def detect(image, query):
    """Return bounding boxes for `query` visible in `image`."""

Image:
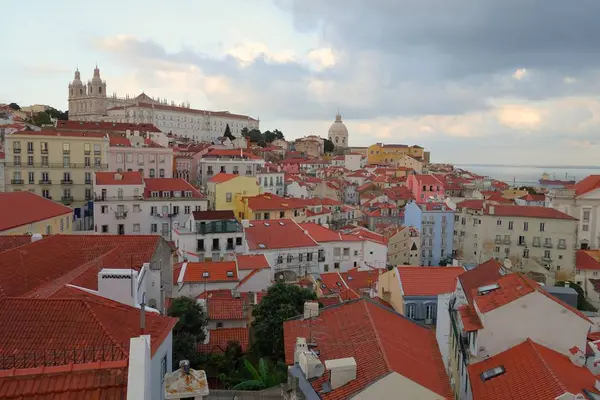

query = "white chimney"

[325,358,357,390]
[294,337,308,364]
[127,335,152,400]
[568,346,586,367]
[241,219,250,228]
[304,301,319,319]
[488,205,495,215]
[299,351,325,380]
[98,268,138,307]
[173,220,179,229]
[31,233,43,243]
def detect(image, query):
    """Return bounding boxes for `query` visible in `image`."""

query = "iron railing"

[4,162,108,169]
[0,345,127,369]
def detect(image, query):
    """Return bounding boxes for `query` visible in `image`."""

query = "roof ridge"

[362,299,394,373]
[526,339,568,394]
[82,301,129,355]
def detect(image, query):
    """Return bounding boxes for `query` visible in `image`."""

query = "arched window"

[405,303,416,319]
[99,86,102,94]
[79,88,83,95]
[335,137,339,143]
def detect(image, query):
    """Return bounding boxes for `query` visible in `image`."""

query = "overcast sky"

[3,0,600,165]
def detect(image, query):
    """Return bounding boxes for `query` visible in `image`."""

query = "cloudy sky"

[3,0,600,165]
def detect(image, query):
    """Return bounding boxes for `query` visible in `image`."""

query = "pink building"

[108,136,174,179]
[173,143,213,185]
[407,174,445,203]
[278,159,301,174]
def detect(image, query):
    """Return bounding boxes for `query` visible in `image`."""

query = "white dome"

[328,113,348,137]
[71,69,83,87]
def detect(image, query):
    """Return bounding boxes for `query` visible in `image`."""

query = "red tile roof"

[0,192,72,232]
[10,130,107,138]
[468,339,598,400]
[472,273,591,323]
[486,205,577,220]
[0,235,33,253]
[397,267,465,296]
[197,289,265,305]
[458,304,483,332]
[208,173,239,183]
[0,297,176,366]
[204,148,262,160]
[206,298,245,320]
[95,171,144,185]
[177,261,238,283]
[245,193,305,211]
[0,360,128,399]
[143,178,204,198]
[56,120,161,132]
[572,175,600,197]
[340,269,379,293]
[236,254,270,270]
[456,199,485,211]
[458,259,505,303]
[299,223,363,243]
[519,193,546,202]
[197,328,250,353]
[576,250,600,271]
[0,235,161,298]
[347,227,388,245]
[284,299,452,399]
[245,219,318,250]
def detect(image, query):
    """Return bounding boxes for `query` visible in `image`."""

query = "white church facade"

[68,67,259,142]
[328,112,349,149]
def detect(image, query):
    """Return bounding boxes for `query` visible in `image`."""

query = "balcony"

[84,150,91,155]
[115,211,128,219]
[532,241,541,247]
[10,179,24,185]
[27,149,33,154]
[13,148,21,154]
[61,179,73,185]
[94,151,101,156]
[4,162,108,169]
[212,246,220,251]
[557,243,567,250]
[226,244,235,250]
[517,240,527,247]
[543,255,552,262]
[494,238,502,244]
[41,149,48,154]
[85,180,92,185]
[60,196,74,203]
[39,180,52,185]
[197,247,205,252]
[63,150,70,155]
[504,239,511,245]
[95,195,144,202]
[543,242,553,248]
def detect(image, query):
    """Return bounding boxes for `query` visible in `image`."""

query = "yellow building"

[206,173,260,212]
[502,189,529,200]
[236,193,307,222]
[377,267,405,313]
[367,143,425,166]
[0,191,73,235]
[4,130,109,208]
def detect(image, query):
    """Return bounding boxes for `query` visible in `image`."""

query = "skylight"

[258,244,266,249]
[336,282,342,287]
[477,283,500,295]
[279,221,285,226]
[347,276,354,280]
[480,366,506,381]
[202,272,210,278]
[226,271,234,277]
[264,222,270,227]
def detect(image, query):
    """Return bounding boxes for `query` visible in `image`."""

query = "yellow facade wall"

[1,213,73,235]
[209,176,260,213]
[377,268,405,314]
[367,143,425,165]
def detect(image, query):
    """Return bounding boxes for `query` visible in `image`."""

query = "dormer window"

[480,366,505,381]
[185,191,192,198]
[202,272,209,278]
[162,191,170,198]
[151,191,159,198]
[226,271,234,277]
[174,191,182,198]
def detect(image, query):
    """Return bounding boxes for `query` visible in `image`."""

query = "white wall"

[318,241,364,273]
[151,331,173,400]
[286,182,311,199]
[236,268,271,292]
[362,241,388,269]
[207,320,247,330]
[175,280,238,298]
[475,291,591,360]
[436,293,453,372]
[353,371,446,400]
[344,154,361,171]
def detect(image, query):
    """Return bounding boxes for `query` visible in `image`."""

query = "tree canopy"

[250,283,316,360]
[241,128,285,147]
[30,112,52,126]
[168,296,209,341]
[323,138,335,153]
[233,358,287,391]
[8,103,20,111]
[223,124,235,141]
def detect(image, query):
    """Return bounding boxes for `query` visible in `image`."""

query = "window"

[324,264,329,272]
[84,143,91,154]
[173,205,180,215]
[496,219,501,226]
[150,206,157,215]
[277,255,283,264]
[159,168,165,177]
[159,155,165,163]
[41,155,48,167]
[42,189,50,199]
[63,143,70,154]
[540,222,545,232]
[583,224,589,232]
[280,211,285,218]
[161,356,167,383]
[494,246,500,253]
[307,252,313,261]
[287,254,293,263]
[138,154,144,164]
[226,192,232,202]
[544,250,551,260]
[95,157,101,167]
[63,156,70,168]
[151,224,158,233]
[508,221,513,230]
[523,248,529,258]
[150,168,156,178]
[126,153,133,162]
[236,237,242,246]
[13,155,21,166]
[117,153,123,163]
[425,304,435,321]
[117,188,124,200]
[518,236,525,246]
[28,172,34,184]
[523,222,529,231]
[184,206,191,214]
[41,142,48,153]
[101,205,108,214]
[60,219,64,232]
[558,239,566,248]
[405,304,416,319]
[583,210,591,223]
[133,224,140,232]
[133,204,141,213]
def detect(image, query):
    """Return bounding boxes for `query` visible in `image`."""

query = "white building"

[346,227,389,269]
[244,219,322,282]
[454,201,578,281]
[285,181,312,199]
[68,67,259,142]
[197,148,265,186]
[93,171,208,239]
[328,112,349,149]
[548,175,600,250]
[344,153,361,171]
[257,165,285,196]
[172,210,245,262]
[108,135,174,178]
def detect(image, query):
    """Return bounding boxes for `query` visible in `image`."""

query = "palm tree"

[232,358,285,390]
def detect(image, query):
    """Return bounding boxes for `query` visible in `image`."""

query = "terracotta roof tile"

[95,171,143,185]
[347,227,388,245]
[245,193,305,211]
[143,178,204,198]
[206,298,245,320]
[458,259,505,303]
[0,296,176,367]
[177,261,238,283]
[299,223,363,243]
[458,304,483,332]
[486,205,577,220]
[208,173,239,183]
[245,219,318,250]
[284,299,452,399]
[236,254,270,270]
[0,192,72,232]
[468,339,598,400]
[0,360,128,399]
[576,250,600,271]
[197,328,249,353]
[571,175,600,197]
[397,267,465,296]
[0,235,33,253]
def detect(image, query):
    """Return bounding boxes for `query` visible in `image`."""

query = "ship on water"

[538,172,575,190]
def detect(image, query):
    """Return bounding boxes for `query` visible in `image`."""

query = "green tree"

[517,186,539,195]
[232,358,287,390]
[251,283,316,360]
[555,281,597,312]
[8,103,20,111]
[223,124,235,141]
[30,111,52,126]
[246,129,264,143]
[273,129,284,140]
[47,107,68,121]
[172,331,198,368]
[240,127,249,137]
[323,138,334,153]
[263,130,276,143]
[168,296,209,341]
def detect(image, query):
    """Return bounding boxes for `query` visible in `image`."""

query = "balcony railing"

[13,148,21,154]
[85,180,92,185]
[543,242,553,248]
[61,196,74,203]
[532,241,541,247]
[4,162,108,169]
[10,179,24,185]
[61,179,73,185]
[84,150,91,155]
[212,245,220,251]
[95,195,144,202]
[27,149,33,154]
[197,247,205,252]
[517,240,527,246]
[504,239,511,244]
[115,211,128,219]
[494,238,502,244]
[557,243,567,250]
[38,179,52,185]
[63,150,70,155]
[94,151,101,156]
[226,244,235,250]
[543,255,552,261]
[41,149,48,154]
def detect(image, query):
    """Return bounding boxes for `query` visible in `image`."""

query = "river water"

[453,164,600,186]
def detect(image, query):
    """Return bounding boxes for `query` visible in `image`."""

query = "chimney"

[325,358,357,390]
[127,335,152,400]
[241,219,250,228]
[488,205,495,215]
[299,351,325,380]
[294,337,309,364]
[31,233,43,243]
[303,301,319,319]
[568,346,586,367]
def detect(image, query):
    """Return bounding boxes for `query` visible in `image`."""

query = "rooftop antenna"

[140,292,146,335]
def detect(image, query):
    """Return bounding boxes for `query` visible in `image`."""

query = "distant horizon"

[449,163,600,170]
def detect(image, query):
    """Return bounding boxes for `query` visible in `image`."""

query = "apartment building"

[256,165,285,196]
[197,149,264,186]
[453,200,578,282]
[0,191,73,234]
[108,135,173,178]
[206,173,260,212]
[4,130,109,210]
[404,201,455,266]
[386,225,421,266]
[236,193,307,222]
[93,171,207,239]
[548,175,600,249]
[172,210,245,262]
